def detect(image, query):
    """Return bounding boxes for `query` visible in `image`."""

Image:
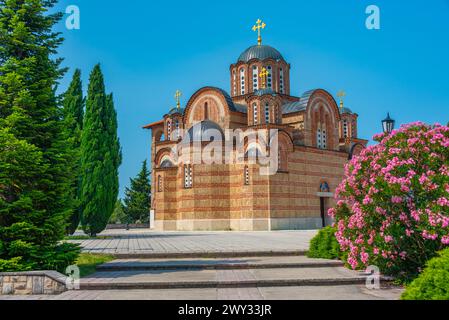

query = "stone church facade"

[144,38,367,231]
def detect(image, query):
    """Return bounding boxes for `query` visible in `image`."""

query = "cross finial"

[259,67,269,89]
[252,19,266,46]
[337,90,346,110]
[174,90,182,110]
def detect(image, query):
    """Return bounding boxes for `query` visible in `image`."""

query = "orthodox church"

[144,20,368,231]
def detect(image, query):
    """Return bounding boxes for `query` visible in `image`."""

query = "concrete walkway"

[1,285,403,300]
[70,230,317,254]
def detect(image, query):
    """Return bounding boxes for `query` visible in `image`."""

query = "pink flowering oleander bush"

[329,122,449,281]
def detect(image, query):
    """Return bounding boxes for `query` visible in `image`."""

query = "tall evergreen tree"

[80,64,121,236]
[0,0,79,271]
[123,160,151,224]
[63,69,84,235]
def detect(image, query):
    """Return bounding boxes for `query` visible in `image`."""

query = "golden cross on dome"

[174,90,182,110]
[337,90,346,109]
[259,67,269,89]
[252,19,266,46]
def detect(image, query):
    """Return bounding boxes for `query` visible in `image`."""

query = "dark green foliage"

[123,160,151,224]
[109,200,126,224]
[63,69,84,235]
[308,226,342,260]
[0,0,79,271]
[402,248,449,300]
[80,64,121,236]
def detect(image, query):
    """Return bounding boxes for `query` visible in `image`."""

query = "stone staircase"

[79,252,392,291]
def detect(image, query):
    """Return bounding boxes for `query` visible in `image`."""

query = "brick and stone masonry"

[143,42,368,231]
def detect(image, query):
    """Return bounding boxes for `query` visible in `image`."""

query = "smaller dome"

[254,88,276,96]
[168,107,185,115]
[238,45,284,63]
[341,107,353,115]
[186,120,224,142]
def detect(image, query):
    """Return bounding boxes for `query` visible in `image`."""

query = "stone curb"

[96,261,344,271]
[79,276,394,290]
[111,250,307,259]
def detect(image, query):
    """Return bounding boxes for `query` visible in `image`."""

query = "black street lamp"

[382,112,395,134]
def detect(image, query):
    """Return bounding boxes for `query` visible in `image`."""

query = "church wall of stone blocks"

[144,39,368,231]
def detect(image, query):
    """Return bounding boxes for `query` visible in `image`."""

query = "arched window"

[252,66,259,91]
[184,165,193,189]
[157,175,162,192]
[279,68,284,93]
[317,125,327,150]
[317,128,322,149]
[204,102,209,120]
[175,120,180,139]
[343,120,348,138]
[167,121,172,141]
[322,128,327,149]
[253,103,258,125]
[240,68,245,95]
[233,69,237,96]
[351,119,357,138]
[244,166,250,185]
[267,66,272,88]
[277,146,288,172]
[265,103,270,124]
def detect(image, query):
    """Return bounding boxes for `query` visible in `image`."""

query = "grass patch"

[76,253,115,277]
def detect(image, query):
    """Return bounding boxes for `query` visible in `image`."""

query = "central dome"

[238,45,284,63]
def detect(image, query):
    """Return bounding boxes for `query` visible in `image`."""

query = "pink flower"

[391,196,403,204]
[442,236,449,245]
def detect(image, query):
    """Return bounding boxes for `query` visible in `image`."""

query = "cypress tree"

[123,160,151,224]
[0,0,79,271]
[80,65,121,236]
[62,69,84,235]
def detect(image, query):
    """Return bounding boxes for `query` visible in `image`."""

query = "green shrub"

[401,248,449,300]
[308,226,342,260]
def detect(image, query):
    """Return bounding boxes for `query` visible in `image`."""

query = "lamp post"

[382,112,395,134]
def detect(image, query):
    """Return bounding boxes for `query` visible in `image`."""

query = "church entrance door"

[320,197,327,228]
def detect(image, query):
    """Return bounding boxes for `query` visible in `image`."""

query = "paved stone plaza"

[71,230,317,254]
[1,230,404,300]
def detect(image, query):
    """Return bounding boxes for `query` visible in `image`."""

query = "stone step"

[96,256,344,271]
[80,266,392,290]
[111,250,307,260]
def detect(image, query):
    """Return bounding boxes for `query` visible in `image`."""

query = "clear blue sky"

[53,0,449,198]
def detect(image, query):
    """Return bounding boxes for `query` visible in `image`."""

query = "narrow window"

[343,120,348,138]
[175,120,180,139]
[204,102,209,120]
[167,121,172,141]
[278,148,281,172]
[184,165,193,188]
[317,128,322,149]
[189,165,193,188]
[240,68,245,95]
[244,166,250,185]
[322,129,327,149]
[267,66,272,89]
[158,175,162,192]
[265,103,270,124]
[252,66,259,91]
[253,103,258,125]
[279,68,284,94]
[233,70,237,96]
